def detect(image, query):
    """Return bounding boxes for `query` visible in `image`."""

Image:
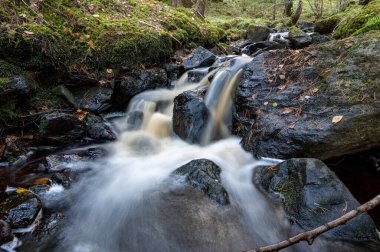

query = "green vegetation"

[0,0,224,74]
[333,0,380,38]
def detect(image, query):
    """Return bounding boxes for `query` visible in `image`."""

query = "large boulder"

[111,67,168,108]
[288,29,312,48]
[246,25,270,42]
[182,47,216,70]
[254,158,378,241]
[173,87,209,143]
[85,114,116,141]
[174,159,229,205]
[233,31,380,160]
[39,113,84,145]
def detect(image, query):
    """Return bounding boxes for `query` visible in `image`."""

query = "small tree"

[284,0,293,17]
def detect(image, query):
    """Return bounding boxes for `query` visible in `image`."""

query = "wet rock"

[234,32,380,160]
[0,193,42,229]
[310,33,333,45]
[51,172,71,188]
[111,68,168,108]
[182,47,216,70]
[187,68,209,83]
[254,158,378,241]
[39,113,84,145]
[298,22,314,32]
[174,159,229,205]
[173,87,209,143]
[46,154,82,172]
[164,63,180,83]
[85,115,116,141]
[243,41,288,56]
[0,220,13,244]
[288,30,312,48]
[246,25,270,42]
[0,76,31,99]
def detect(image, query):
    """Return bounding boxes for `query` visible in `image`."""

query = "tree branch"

[245,193,380,252]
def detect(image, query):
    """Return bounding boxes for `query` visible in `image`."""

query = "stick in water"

[245,193,380,252]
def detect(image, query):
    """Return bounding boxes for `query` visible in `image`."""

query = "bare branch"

[245,193,380,252]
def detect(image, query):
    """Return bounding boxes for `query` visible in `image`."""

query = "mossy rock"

[315,15,342,34]
[334,0,380,38]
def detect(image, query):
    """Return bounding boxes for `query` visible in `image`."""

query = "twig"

[245,193,380,252]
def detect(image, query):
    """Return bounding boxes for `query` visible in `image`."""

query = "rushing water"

[27,56,376,252]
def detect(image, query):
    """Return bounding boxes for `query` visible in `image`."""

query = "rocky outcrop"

[174,159,229,205]
[111,68,168,109]
[173,87,209,143]
[233,31,380,160]
[254,158,378,241]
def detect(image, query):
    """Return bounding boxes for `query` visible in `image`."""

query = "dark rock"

[310,33,333,45]
[173,87,209,143]
[70,86,113,113]
[246,25,270,42]
[111,68,168,108]
[182,47,216,70]
[298,22,314,32]
[164,63,180,82]
[0,220,13,244]
[0,76,31,102]
[243,41,288,56]
[254,158,378,241]
[29,184,51,198]
[85,114,116,141]
[51,172,71,188]
[0,192,42,229]
[39,113,84,145]
[288,30,312,48]
[233,33,380,160]
[174,159,229,205]
[315,16,341,35]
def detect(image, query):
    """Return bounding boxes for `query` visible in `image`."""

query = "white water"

[51,56,368,252]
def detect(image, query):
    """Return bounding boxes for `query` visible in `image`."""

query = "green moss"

[289,25,303,34]
[334,1,380,38]
[354,15,380,35]
[315,15,342,34]
[273,177,301,214]
[0,99,17,119]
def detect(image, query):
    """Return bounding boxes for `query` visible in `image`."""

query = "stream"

[8,55,378,252]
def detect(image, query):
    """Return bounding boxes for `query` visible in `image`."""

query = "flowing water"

[26,56,376,252]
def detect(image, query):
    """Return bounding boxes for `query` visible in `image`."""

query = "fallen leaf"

[106,68,113,74]
[16,188,29,194]
[277,85,286,90]
[73,33,81,39]
[288,123,296,129]
[312,88,319,93]
[282,108,293,114]
[279,64,284,69]
[88,39,95,49]
[92,14,100,18]
[272,102,278,108]
[50,12,57,17]
[263,101,269,106]
[24,30,34,35]
[76,109,89,121]
[279,75,286,80]
[41,105,49,110]
[34,178,49,185]
[67,9,74,16]
[332,115,343,124]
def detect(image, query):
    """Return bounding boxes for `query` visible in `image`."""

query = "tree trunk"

[291,0,302,25]
[194,0,207,19]
[284,0,293,17]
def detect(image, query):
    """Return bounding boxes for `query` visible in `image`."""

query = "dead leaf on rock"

[279,75,286,80]
[312,88,319,94]
[34,178,49,185]
[332,115,343,124]
[76,109,89,121]
[16,188,29,194]
[282,108,293,114]
[263,101,269,106]
[277,84,286,90]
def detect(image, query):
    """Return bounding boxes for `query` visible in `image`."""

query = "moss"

[0,99,17,119]
[273,177,301,214]
[334,1,380,38]
[315,15,342,34]
[289,25,303,34]
[0,0,224,74]
[354,15,380,35]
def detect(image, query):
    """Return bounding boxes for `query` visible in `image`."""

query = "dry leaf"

[279,75,286,80]
[16,188,29,194]
[332,115,343,124]
[88,40,95,49]
[41,105,49,110]
[279,64,284,69]
[67,9,74,16]
[312,88,319,93]
[277,85,286,90]
[76,109,89,121]
[34,177,49,185]
[24,30,34,35]
[263,101,269,106]
[106,68,113,74]
[288,123,296,129]
[282,108,293,114]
